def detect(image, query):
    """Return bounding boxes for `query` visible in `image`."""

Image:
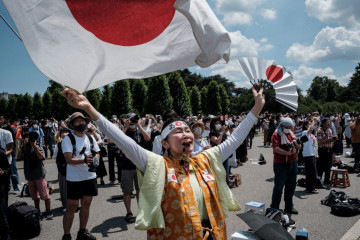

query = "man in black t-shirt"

[121,113,150,223]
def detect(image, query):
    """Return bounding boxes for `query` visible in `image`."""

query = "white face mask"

[33,124,38,129]
[205,123,210,128]
[193,127,202,135]
[129,125,136,129]
[215,124,221,131]
[330,116,334,121]
[283,128,291,134]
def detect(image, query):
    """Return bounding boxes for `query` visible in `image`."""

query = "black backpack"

[56,134,94,176]
[7,201,41,239]
[331,202,360,216]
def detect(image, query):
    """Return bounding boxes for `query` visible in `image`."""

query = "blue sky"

[1,0,360,95]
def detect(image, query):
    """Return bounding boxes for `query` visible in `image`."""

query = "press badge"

[203,174,215,182]
[167,173,178,183]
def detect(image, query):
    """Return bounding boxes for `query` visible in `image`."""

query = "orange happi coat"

[147,153,226,240]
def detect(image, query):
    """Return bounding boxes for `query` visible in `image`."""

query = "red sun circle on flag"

[65,0,177,46]
[266,65,283,83]
[175,122,183,126]
[207,176,211,179]
[172,175,176,180]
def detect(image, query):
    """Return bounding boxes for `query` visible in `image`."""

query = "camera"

[29,132,39,143]
[130,114,139,124]
[332,136,337,141]
[284,135,308,151]
[85,150,99,172]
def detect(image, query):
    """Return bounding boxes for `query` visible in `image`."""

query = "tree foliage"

[190,85,201,115]
[131,79,147,115]
[84,89,102,111]
[111,80,133,116]
[167,71,192,116]
[32,92,43,120]
[145,75,173,115]
[206,80,222,115]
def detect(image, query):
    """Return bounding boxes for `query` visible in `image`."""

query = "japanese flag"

[3,0,231,92]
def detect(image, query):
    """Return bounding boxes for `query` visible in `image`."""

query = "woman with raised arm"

[62,86,265,240]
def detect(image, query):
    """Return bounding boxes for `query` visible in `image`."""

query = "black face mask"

[74,124,87,132]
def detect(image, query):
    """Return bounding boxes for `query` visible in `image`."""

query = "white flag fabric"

[3,0,231,92]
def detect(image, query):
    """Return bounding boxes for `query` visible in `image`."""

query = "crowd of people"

[1,88,360,239]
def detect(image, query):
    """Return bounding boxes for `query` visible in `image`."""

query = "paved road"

[8,135,360,240]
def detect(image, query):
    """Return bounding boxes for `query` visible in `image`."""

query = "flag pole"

[0,13,22,41]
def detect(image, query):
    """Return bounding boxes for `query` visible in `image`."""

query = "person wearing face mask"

[270,117,300,219]
[61,112,100,240]
[28,120,45,148]
[190,121,211,157]
[62,86,265,240]
[201,117,211,141]
[316,118,334,186]
[121,113,151,223]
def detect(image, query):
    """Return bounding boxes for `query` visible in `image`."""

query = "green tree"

[167,72,192,116]
[42,90,52,117]
[145,75,173,115]
[99,85,112,117]
[0,98,7,117]
[131,79,147,115]
[20,93,34,119]
[47,80,63,93]
[52,88,74,120]
[307,76,340,102]
[84,89,102,111]
[218,84,230,114]
[206,80,222,115]
[347,62,360,102]
[111,80,133,117]
[190,85,201,115]
[200,87,208,114]
[32,92,43,119]
[6,95,17,118]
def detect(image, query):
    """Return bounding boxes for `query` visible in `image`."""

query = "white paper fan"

[236,57,298,111]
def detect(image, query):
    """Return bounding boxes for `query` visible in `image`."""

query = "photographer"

[270,117,300,216]
[316,118,334,186]
[121,113,150,223]
[17,132,53,220]
[61,112,100,240]
[350,114,360,168]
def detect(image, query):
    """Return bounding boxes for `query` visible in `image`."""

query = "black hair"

[210,117,221,132]
[161,109,178,123]
[302,120,309,130]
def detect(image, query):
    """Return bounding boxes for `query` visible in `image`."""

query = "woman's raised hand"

[251,86,265,117]
[61,88,91,111]
[61,88,100,120]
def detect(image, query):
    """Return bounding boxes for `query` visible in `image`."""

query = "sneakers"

[76,229,96,240]
[42,211,53,220]
[289,218,296,225]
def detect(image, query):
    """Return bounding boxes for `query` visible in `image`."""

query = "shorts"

[28,178,50,201]
[121,169,139,194]
[67,178,98,200]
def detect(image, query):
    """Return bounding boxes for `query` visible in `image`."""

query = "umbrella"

[237,212,294,240]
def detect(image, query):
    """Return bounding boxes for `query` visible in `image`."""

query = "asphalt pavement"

[8,134,360,240]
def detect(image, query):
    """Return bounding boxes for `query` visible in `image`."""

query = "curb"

[340,217,360,240]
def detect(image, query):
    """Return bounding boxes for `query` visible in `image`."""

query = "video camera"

[85,150,100,172]
[29,132,39,143]
[129,114,139,124]
[284,135,308,151]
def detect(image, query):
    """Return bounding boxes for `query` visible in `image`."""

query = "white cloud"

[291,65,352,91]
[286,27,360,63]
[216,0,264,13]
[260,8,277,20]
[305,0,360,30]
[222,12,252,26]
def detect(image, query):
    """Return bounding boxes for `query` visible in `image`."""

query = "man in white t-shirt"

[0,128,14,165]
[61,112,100,240]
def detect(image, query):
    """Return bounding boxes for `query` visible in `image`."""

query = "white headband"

[161,121,188,140]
